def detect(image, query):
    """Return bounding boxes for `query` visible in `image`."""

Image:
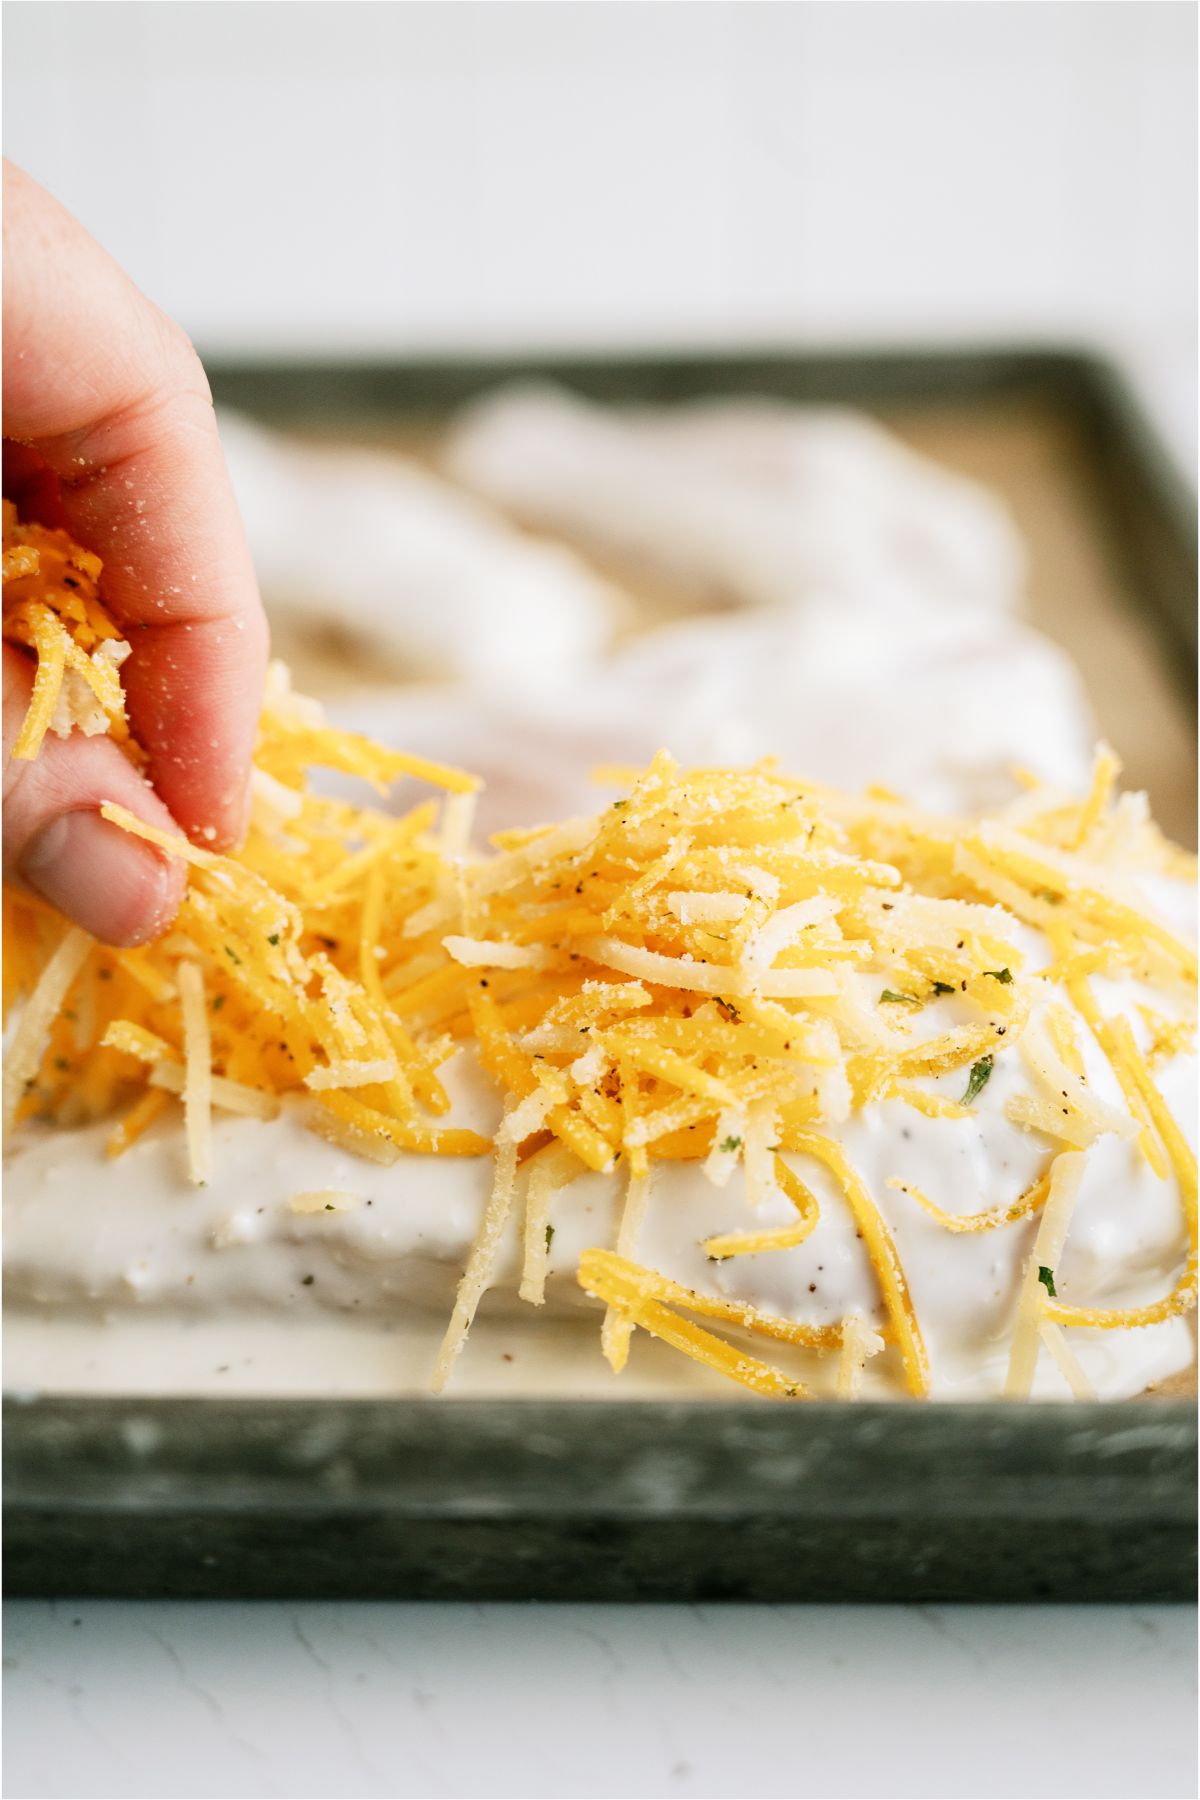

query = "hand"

[3,161,268,945]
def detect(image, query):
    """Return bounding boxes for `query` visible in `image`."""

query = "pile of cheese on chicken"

[4,507,1196,1402]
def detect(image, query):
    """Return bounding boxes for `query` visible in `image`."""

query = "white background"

[4,0,1196,468]
[3,7,1196,1799]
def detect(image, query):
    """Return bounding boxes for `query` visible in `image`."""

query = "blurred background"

[3,0,1196,841]
[5,0,1195,470]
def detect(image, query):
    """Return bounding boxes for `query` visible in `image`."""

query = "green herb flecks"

[880,989,919,1006]
[962,1055,995,1105]
[984,967,1013,984]
[719,1135,743,1154]
[1038,1265,1057,1298]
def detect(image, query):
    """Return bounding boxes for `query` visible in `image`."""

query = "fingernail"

[21,811,180,947]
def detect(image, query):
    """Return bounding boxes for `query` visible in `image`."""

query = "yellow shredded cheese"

[887,1169,1052,1235]
[703,1161,820,1260]
[3,503,134,759]
[105,1087,171,1158]
[578,1251,809,1399]
[1042,1015,1197,1330]
[4,502,1196,1402]
[1069,742,1122,851]
[789,1129,930,1398]
[11,603,68,760]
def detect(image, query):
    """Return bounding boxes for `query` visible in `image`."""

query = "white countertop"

[4,1599,1195,1799]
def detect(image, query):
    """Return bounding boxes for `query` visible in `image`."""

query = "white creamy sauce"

[343,608,1096,843]
[7,404,1193,1406]
[6,963,1195,1402]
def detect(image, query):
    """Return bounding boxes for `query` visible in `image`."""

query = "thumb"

[3,643,186,946]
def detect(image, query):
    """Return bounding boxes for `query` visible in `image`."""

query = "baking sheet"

[6,345,1196,1601]
[4,1395,1194,1603]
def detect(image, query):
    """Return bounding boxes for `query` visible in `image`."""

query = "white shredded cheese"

[177,961,212,1186]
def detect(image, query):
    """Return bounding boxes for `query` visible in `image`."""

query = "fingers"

[3,643,186,946]
[3,160,268,849]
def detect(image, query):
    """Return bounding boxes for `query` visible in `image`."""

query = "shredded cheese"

[3,503,134,759]
[703,1161,820,1260]
[579,935,838,999]
[1042,1015,1197,1330]
[443,937,553,971]
[578,1251,809,1399]
[105,1087,171,1158]
[1069,742,1121,851]
[431,1109,521,1392]
[600,1163,656,1372]
[2,926,92,1133]
[789,1130,930,1398]
[303,1058,399,1091]
[519,1142,581,1305]
[177,961,212,1185]
[148,1064,280,1121]
[836,1315,885,1399]
[1004,1152,1087,1399]
[887,1169,1052,1235]
[3,502,1196,1403]
[1038,1320,1096,1400]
